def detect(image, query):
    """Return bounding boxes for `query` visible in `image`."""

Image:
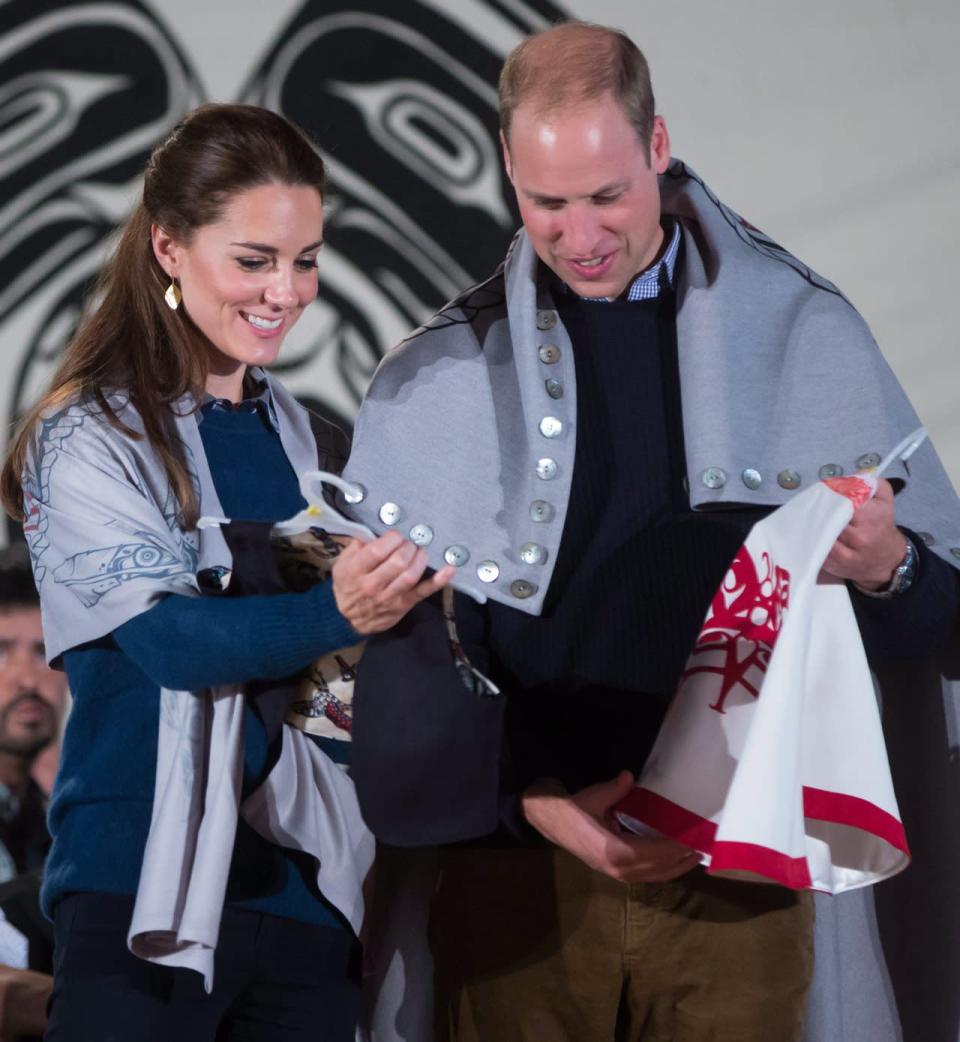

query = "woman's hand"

[332,531,455,634]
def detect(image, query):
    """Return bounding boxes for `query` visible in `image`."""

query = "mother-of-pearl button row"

[345,310,567,601]
[416,307,569,595]
[701,453,885,492]
[522,307,566,594]
[699,456,960,558]
[369,502,541,598]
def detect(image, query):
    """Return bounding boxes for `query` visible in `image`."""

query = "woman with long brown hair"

[0,103,414,1041]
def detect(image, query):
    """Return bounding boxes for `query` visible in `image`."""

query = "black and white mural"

[0,0,566,539]
[0,2,200,502]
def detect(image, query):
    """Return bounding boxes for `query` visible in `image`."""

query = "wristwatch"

[854,537,917,599]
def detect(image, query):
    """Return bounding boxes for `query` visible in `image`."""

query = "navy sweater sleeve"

[114,581,359,691]
[851,530,960,662]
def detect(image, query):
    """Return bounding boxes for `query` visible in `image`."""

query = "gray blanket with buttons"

[343,158,960,609]
[344,158,960,1042]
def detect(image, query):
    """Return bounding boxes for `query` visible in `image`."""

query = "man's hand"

[821,478,906,590]
[521,771,700,884]
[0,965,51,1040]
[332,531,456,634]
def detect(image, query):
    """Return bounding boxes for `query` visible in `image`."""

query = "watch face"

[893,541,918,594]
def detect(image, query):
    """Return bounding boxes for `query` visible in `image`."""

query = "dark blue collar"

[200,371,279,432]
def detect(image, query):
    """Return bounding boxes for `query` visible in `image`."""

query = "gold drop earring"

[164,279,181,311]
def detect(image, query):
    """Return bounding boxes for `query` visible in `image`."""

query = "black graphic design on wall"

[0,0,566,530]
[242,0,566,424]
[0,1,201,445]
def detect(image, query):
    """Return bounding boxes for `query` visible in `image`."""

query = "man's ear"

[500,129,515,185]
[151,223,182,277]
[649,116,671,175]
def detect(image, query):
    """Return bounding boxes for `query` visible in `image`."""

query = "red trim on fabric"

[708,842,813,889]
[802,787,910,855]
[616,790,813,888]
[617,785,910,890]
[614,788,717,849]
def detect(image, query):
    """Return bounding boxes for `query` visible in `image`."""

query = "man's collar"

[622,219,681,301]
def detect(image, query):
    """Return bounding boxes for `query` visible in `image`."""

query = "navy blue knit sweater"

[42,401,359,926]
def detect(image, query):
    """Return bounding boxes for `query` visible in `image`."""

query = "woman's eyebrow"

[230,239,324,253]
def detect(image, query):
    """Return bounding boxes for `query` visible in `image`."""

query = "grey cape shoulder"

[379,267,509,374]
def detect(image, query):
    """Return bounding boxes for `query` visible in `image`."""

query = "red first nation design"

[683,548,791,714]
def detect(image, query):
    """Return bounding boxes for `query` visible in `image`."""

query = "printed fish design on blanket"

[53,537,187,607]
[22,410,86,585]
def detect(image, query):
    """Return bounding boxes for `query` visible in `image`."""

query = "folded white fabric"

[617,471,911,894]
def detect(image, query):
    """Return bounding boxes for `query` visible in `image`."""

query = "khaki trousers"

[430,845,813,1042]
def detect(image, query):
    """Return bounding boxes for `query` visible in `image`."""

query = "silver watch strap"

[854,536,917,599]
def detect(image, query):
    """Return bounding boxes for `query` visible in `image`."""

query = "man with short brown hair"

[336,21,960,1042]
[498,21,657,152]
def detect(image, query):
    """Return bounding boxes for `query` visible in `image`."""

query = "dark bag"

[351,592,505,847]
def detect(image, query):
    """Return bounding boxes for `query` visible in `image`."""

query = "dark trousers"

[431,845,814,1042]
[45,893,361,1042]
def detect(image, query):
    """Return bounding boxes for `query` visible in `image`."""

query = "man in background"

[0,544,64,883]
[0,544,67,1040]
